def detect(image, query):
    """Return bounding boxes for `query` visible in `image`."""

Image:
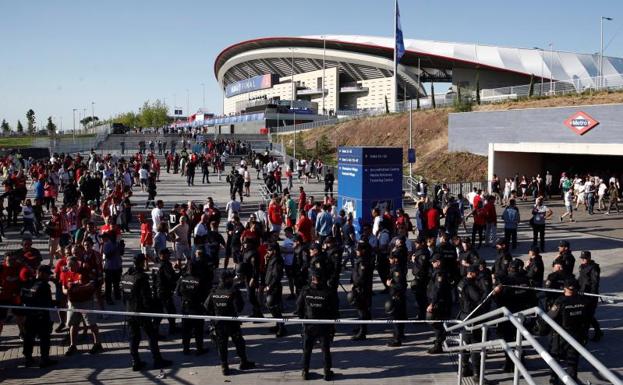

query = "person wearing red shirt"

[298,187,306,210]
[139,214,154,260]
[53,251,69,332]
[295,209,313,243]
[483,196,498,247]
[0,253,27,337]
[426,206,440,238]
[17,238,43,271]
[268,196,283,233]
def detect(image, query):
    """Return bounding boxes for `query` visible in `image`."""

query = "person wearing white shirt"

[225,198,241,222]
[598,180,608,211]
[151,201,164,232]
[467,188,478,209]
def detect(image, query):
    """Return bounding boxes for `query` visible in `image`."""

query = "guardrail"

[444,306,622,385]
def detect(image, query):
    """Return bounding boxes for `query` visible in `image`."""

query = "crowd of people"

[0,139,612,384]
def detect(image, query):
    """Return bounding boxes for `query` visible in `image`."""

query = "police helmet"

[384,299,395,314]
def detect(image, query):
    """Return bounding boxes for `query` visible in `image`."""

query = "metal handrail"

[444,306,622,385]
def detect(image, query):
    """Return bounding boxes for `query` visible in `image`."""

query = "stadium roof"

[215,35,623,92]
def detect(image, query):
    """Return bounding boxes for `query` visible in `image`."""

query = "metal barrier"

[444,306,622,385]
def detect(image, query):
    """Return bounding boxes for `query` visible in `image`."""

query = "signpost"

[337,147,403,235]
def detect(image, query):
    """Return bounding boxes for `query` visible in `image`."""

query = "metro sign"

[563,111,599,135]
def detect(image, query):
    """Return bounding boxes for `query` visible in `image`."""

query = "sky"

[1,0,623,131]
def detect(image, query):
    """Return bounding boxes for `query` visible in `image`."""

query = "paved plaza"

[0,160,621,385]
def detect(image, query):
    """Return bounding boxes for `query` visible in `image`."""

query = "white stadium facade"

[215,34,623,116]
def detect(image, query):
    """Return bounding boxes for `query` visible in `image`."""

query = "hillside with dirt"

[274,90,623,183]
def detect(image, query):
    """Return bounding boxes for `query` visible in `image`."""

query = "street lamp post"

[533,47,545,95]
[72,108,77,142]
[322,35,326,115]
[549,43,554,94]
[601,16,614,89]
[290,48,296,109]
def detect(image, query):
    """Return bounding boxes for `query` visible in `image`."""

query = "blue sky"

[1,0,622,130]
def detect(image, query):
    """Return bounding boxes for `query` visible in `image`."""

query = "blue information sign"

[337,147,403,235]
[408,148,416,163]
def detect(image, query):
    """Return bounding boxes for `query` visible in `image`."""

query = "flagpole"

[393,0,398,113]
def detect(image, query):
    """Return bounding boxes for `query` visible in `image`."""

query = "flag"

[395,0,405,63]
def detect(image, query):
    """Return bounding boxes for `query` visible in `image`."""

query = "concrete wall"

[491,150,544,180]
[448,103,623,155]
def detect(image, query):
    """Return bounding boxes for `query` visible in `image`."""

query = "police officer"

[350,241,373,341]
[458,237,480,277]
[21,265,56,368]
[308,242,330,285]
[204,270,256,375]
[322,236,341,293]
[553,240,575,276]
[376,223,392,293]
[525,245,545,288]
[578,251,602,341]
[263,242,287,337]
[491,238,512,283]
[493,259,535,372]
[411,237,431,320]
[547,278,590,384]
[176,262,208,355]
[292,234,310,294]
[457,264,486,379]
[152,248,179,336]
[427,253,452,354]
[544,260,572,311]
[386,249,407,347]
[121,254,172,371]
[239,239,262,318]
[296,266,338,381]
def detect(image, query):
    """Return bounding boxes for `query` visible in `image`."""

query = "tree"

[46,116,57,136]
[16,120,24,134]
[26,109,36,135]
[528,74,535,98]
[138,99,169,128]
[1,119,9,134]
[80,116,99,127]
[430,82,436,109]
[475,71,481,105]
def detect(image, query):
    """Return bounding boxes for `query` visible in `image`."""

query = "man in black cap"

[152,248,179,336]
[411,237,431,320]
[547,278,590,384]
[296,266,338,381]
[578,251,602,341]
[426,253,452,354]
[350,241,373,340]
[493,258,535,372]
[121,253,172,371]
[263,242,287,337]
[386,249,407,347]
[293,234,310,294]
[525,245,545,288]
[20,264,56,368]
[205,270,256,375]
[322,236,341,294]
[544,260,572,311]
[553,240,575,276]
[308,242,329,285]
[457,265,486,379]
[176,262,208,355]
[239,238,262,318]
[491,238,512,283]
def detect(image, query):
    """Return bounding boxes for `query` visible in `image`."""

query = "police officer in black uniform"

[547,278,589,384]
[322,236,342,293]
[553,240,575,277]
[525,245,545,288]
[292,234,310,294]
[386,248,407,347]
[176,262,208,355]
[578,250,602,341]
[308,242,330,285]
[21,265,56,368]
[263,242,287,337]
[152,248,179,336]
[457,265,485,379]
[296,266,338,381]
[121,253,172,371]
[411,237,431,320]
[544,260,572,311]
[204,270,256,375]
[493,259,535,372]
[349,241,373,341]
[239,239,262,318]
[492,238,513,283]
[427,253,452,354]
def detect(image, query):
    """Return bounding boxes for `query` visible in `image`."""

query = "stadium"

[214,34,623,120]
